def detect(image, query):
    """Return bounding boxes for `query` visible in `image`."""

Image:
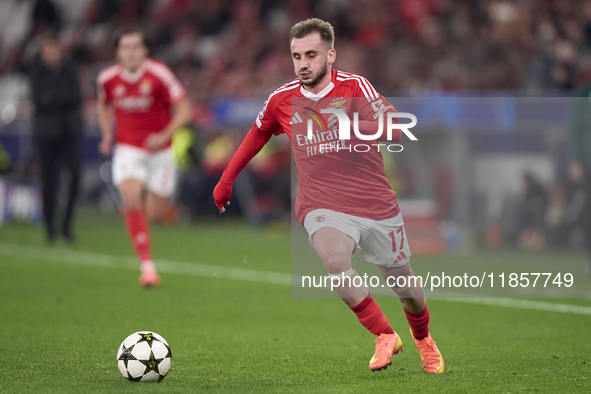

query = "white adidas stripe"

[97,64,122,85]
[339,71,378,97]
[257,81,300,128]
[336,72,378,101]
[336,75,370,98]
[267,80,299,101]
[290,112,304,124]
[337,76,372,101]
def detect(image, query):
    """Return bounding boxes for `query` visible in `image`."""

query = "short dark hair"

[112,25,150,49]
[289,18,335,48]
[39,31,60,48]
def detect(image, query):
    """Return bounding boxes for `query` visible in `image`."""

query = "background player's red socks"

[124,208,153,264]
[404,304,430,340]
[350,296,395,336]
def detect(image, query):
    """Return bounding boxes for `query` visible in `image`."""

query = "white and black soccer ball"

[117,331,172,382]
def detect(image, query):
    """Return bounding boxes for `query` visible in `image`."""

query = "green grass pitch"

[1,210,590,393]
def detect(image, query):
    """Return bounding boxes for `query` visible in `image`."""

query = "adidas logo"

[290,112,303,124]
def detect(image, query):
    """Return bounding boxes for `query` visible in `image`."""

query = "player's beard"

[300,61,328,88]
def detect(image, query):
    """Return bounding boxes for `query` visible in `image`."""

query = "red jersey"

[253,69,401,224]
[97,58,186,149]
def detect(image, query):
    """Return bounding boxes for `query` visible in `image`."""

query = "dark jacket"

[30,57,82,140]
[569,84,591,169]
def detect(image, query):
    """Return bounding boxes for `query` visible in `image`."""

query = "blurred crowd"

[2,0,591,111]
[497,173,586,250]
[3,0,591,228]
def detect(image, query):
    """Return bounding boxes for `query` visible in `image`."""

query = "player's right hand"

[99,135,113,156]
[213,181,232,214]
[569,161,585,184]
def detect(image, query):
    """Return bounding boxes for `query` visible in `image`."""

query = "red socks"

[404,304,430,340]
[350,297,395,336]
[350,297,431,339]
[124,208,152,264]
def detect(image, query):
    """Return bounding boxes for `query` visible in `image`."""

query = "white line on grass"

[445,297,591,315]
[0,242,291,286]
[1,242,591,316]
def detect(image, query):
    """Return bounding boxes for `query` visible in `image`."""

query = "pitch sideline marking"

[1,242,590,316]
[0,242,291,286]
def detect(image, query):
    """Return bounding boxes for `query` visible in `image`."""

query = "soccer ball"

[116,331,172,382]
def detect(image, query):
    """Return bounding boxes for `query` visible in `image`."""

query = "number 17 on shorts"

[388,227,408,265]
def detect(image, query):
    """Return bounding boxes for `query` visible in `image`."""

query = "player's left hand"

[569,161,585,184]
[99,134,113,156]
[144,132,170,151]
[216,201,230,214]
[213,181,233,214]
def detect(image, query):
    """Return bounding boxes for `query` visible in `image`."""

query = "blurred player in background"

[214,18,444,374]
[97,26,191,287]
[569,79,591,278]
[30,34,82,244]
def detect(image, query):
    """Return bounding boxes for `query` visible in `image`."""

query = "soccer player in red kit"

[214,18,444,373]
[97,26,191,287]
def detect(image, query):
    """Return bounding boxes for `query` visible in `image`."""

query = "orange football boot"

[369,332,403,371]
[410,329,444,374]
[139,268,161,288]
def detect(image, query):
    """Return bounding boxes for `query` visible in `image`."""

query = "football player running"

[97,26,191,287]
[214,18,443,374]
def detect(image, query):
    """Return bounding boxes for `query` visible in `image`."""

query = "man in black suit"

[30,34,82,243]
